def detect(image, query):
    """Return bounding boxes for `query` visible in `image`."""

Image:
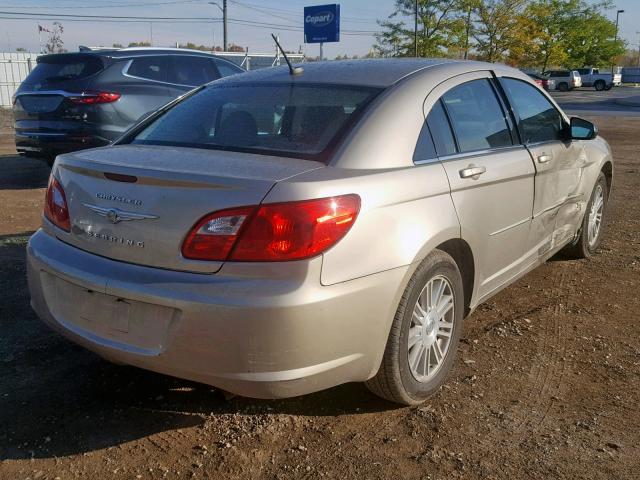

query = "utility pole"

[612,9,624,73]
[414,0,418,57]
[209,1,227,51]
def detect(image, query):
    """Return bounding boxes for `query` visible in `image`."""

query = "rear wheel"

[594,80,606,91]
[562,172,608,259]
[558,82,569,92]
[365,250,464,405]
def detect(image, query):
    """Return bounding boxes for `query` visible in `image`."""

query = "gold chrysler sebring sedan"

[27,59,612,405]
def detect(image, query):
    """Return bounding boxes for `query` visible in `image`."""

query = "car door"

[425,72,536,302]
[118,55,173,123]
[498,76,585,258]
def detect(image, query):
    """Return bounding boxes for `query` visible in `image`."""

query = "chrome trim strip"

[14,90,87,98]
[489,217,531,236]
[17,132,67,137]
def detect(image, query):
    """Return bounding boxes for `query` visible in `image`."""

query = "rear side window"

[426,100,457,157]
[501,78,564,144]
[127,56,168,82]
[214,59,243,78]
[25,56,103,85]
[168,56,219,86]
[441,79,512,152]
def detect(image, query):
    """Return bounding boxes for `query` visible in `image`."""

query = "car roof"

[211,58,513,88]
[38,48,222,63]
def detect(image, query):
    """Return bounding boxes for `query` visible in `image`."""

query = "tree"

[15,47,27,52]
[127,41,151,47]
[563,4,626,68]
[375,0,468,57]
[44,22,65,54]
[472,0,526,63]
[112,43,124,49]
[507,0,625,71]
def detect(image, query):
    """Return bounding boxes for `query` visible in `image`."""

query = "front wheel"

[562,172,608,259]
[594,80,606,91]
[365,250,464,405]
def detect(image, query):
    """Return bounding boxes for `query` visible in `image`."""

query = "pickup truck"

[576,68,622,91]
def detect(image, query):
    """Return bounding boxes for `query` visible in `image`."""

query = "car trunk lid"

[54,144,324,273]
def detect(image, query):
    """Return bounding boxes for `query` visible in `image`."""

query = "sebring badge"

[83,203,158,224]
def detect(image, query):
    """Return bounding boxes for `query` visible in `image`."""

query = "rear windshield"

[130,83,382,161]
[25,55,103,85]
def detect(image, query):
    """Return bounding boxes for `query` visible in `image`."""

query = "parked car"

[576,67,622,91]
[526,72,556,91]
[13,48,244,163]
[543,70,582,91]
[27,59,613,405]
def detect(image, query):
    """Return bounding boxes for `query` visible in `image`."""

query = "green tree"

[472,0,526,62]
[375,0,468,57]
[563,5,626,68]
[127,41,151,47]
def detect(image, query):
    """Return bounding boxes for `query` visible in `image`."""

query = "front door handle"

[459,165,486,180]
[538,154,552,163]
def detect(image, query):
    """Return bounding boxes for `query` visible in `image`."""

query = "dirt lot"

[0,108,639,480]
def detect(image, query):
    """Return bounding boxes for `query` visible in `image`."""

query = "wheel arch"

[601,160,613,199]
[435,238,475,318]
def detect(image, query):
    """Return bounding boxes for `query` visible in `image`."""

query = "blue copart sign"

[304,4,340,43]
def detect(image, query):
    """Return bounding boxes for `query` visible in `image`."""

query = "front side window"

[168,56,219,86]
[127,56,168,82]
[501,77,564,144]
[131,83,381,162]
[441,79,512,153]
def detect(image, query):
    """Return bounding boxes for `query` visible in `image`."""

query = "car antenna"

[271,34,303,76]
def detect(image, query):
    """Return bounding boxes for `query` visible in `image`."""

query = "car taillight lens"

[44,175,70,232]
[181,194,361,262]
[69,91,121,104]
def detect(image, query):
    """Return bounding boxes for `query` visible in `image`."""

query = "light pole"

[209,1,227,52]
[414,0,418,57]
[612,9,624,72]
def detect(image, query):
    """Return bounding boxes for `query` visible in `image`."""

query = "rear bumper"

[15,131,110,157]
[27,229,407,399]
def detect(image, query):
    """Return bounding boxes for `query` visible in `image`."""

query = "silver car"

[27,59,612,405]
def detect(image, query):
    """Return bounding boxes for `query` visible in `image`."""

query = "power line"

[0,0,207,6]
[0,10,379,34]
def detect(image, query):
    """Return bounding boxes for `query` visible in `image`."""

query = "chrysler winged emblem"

[83,203,158,224]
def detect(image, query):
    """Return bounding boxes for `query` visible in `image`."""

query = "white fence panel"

[0,52,38,107]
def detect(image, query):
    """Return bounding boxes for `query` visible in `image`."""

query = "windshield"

[130,83,382,161]
[25,55,104,85]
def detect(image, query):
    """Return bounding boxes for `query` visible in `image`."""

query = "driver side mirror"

[570,117,597,140]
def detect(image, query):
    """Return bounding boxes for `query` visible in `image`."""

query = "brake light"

[44,175,70,232]
[69,91,120,104]
[181,195,360,262]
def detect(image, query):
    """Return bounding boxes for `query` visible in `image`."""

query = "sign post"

[304,4,340,60]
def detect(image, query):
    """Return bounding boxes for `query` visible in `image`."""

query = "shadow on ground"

[0,154,50,190]
[0,233,394,461]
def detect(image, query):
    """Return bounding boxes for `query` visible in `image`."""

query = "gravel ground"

[0,110,639,480]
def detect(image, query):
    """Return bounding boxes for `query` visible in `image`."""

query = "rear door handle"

[537,154,552,163]
[459,165,486,180]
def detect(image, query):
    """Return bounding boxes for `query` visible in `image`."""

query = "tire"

[594,80,606,91]
[605,84,613,91]
[558,82,569,92]
[562,172,608,259]
[365,250,464,405]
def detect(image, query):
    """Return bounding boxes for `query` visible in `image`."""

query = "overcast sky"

[0,0,637,59]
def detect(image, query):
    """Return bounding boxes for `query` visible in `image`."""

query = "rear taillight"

[181,194,360,262]
[69,91,121,105]
[44,175,70,232]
